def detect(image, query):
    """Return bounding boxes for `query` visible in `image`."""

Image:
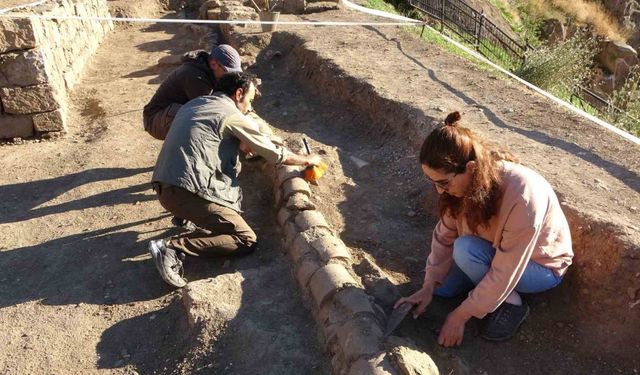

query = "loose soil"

[0,3,328,374]
[1,1,639,374]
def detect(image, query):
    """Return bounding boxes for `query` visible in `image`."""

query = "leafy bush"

[604,66,640,136]
[515,32,597,96]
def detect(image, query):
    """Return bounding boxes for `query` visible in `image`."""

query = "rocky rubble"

[602,0,640,50]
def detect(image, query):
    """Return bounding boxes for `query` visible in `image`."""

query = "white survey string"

[341,0,640,145]
[0,0,47,14]
[0,11,418,26]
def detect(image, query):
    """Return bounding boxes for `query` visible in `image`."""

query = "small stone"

[295,210,330,232]
[337,316,384,363]
[309,263,358,307]
[0,49,50,86]
[348,353,396,375]
[282,177,311,200]
[333,287,377,317]
[626,287,638,300]
[0,18,39,53]
[295,258,321,288]
[310,233,351,262]
[0,84,62,114]
[0,115,33,139]
[33,109,65,132]
[556,322,565,328]
[276,165,304,186]
[286,192,316,211]
[349,155,369,169]
[407,210,416,217]
[289,234,313,264]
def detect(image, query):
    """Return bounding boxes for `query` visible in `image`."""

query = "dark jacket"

[143,50,218,120]
[151,93,245,212]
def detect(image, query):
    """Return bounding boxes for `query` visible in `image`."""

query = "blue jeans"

[434,235,563,298]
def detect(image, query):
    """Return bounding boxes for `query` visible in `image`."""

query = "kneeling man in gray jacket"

[148,71,321,288]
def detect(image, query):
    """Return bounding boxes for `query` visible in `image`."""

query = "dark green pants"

[143,103,182,141]
[155,183,257,257]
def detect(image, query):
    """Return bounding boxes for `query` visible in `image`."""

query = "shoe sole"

[481,305,531,342]
[148,241,185,288]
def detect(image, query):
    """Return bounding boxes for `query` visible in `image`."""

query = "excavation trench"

[1,1,638,372]
[236,30,640,374]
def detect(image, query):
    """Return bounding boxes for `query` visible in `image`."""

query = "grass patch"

[365,0,398,13]
[604,66,640,136]
[363,0,497,70]
[487,0,524,34]
[515,32,596,95]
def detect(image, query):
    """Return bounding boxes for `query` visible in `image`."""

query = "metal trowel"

[384,302,414,336]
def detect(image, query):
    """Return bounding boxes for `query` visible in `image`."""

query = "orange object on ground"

[303,162,328,184]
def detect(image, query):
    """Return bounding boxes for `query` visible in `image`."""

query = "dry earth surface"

[1,0,640,374]
[0,3,329,374]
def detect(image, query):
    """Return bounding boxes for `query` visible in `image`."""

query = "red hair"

[419,112,518,232]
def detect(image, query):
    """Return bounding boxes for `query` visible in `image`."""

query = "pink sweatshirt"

[424,162,573,318]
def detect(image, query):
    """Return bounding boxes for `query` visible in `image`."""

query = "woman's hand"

[394,284,434,319]
[438,307,471,347]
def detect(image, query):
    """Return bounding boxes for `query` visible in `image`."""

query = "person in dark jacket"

[143,44,243,140]
[148,72,322,288]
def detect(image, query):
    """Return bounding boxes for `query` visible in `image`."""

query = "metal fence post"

[521,39,529,67]
[475,12,485,49]
[440,0,445,31]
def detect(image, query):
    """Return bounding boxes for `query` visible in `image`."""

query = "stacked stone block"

[199,0,259,41]
[200,0,306,20]
[272,164,439,375]
[0,0,113,139]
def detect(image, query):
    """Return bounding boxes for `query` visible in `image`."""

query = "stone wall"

[0,0,112,139]
[272,166,439,375]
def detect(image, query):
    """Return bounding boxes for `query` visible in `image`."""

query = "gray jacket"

[152,93,245,212]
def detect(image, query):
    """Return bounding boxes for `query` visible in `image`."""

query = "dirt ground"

[250,28,640,374]
[0,3,328,374]
[1,1,639,374]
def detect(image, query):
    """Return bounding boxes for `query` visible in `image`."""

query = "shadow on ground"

[0,216,172,308]
[0,167,154,225]
[95,162,329,374]
[122,13,215,84]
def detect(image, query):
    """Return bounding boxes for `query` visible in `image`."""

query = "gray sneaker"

[148,239,187,288]
[481,302,530,341]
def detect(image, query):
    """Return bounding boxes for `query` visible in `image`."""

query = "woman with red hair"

[395,112,573,346]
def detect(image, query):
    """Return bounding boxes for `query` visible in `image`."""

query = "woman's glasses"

[427,173,457,190]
